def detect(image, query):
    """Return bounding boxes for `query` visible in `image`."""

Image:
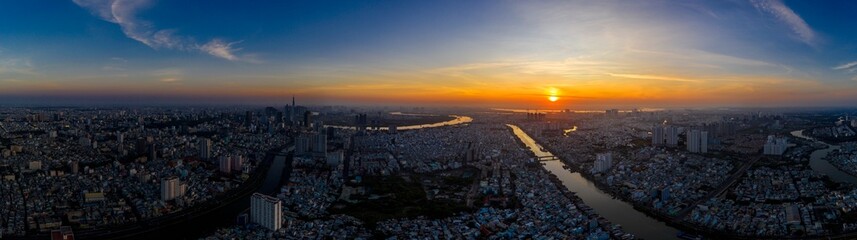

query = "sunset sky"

[2,0,857,108]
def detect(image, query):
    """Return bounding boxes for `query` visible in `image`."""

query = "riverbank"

[504,125,631,239]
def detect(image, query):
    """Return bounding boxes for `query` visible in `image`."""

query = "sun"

[547,87,560,102]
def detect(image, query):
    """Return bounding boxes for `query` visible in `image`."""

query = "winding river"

[791,129,857,184]
[507,124,680,240]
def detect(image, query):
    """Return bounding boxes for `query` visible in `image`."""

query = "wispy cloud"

[200,39,240,61]
[750,0,817,46]
[833,61,857,70]
[0,58,37,75]
[607,73,700,83]
[159,77,181,83]
[72,0,256,62]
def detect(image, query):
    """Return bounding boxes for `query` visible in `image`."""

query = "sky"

[1,0,857,108]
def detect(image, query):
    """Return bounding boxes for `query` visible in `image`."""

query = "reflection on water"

[494,108,665,113]
[507,124,679,240]
[329,115,472,131]
[563,126,578,136]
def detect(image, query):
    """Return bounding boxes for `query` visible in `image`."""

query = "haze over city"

[7,1,857,240]
[2,1,857,108]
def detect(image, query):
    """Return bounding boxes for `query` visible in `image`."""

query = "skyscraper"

[687,130,699,153]
[161,176,186,201]
[219,155,232,173]
[687,130,708,153]
[652,125,665,146]
[764,135,789,155]
[295,135,310,156]
[313,133,327,155]
[199,138,212,160]
[251,193,282,231]
[593,153,613,173]
[665,125,678,147]
[303,111,312,128]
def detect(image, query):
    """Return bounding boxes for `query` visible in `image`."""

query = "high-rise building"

[303,111,312,128]
[251,193,282,231]
[665,125,679,147]
[219,155,232,173]
[763,135,789,155]
[161,176,186,201]
[652,125,665,146]
[687,130,708,153]
[232,155,244,171]
[295,135,310,156]
[687,130,699,153]
[593,153,613,173]
[116,131,124,152]
[199,138,212,160]
[313,133,327,155]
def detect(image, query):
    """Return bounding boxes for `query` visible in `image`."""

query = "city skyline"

[3,1,857,108]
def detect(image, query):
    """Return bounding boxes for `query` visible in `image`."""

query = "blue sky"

[1,0,857,107]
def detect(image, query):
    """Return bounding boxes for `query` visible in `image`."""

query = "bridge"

[537,155,559,161]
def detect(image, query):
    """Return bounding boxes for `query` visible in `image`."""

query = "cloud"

[750,0,817,46]
[833,61,857,70]
[200,39,240,61]
[159,77,181,83]
[607,73,700,83]
[72,0,254,61]
[0,58,36,75]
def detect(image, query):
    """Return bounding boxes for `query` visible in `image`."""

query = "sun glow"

[547,87,559,102]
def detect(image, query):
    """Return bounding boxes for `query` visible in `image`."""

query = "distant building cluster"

[651,125,679,147]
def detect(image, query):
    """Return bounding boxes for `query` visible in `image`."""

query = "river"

[506,124,679,240]
[329,115,472,131]
[790,129,857,184]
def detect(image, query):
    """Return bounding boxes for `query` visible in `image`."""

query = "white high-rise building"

[763,135,789,155]
[687,130,708,153]
[251,193,282,231]
[161,176,186,201]
[652,125,665,146]
[593,153,613,173]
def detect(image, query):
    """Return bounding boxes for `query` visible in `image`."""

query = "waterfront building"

[251,193,282,231]
[593,153,613,173]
